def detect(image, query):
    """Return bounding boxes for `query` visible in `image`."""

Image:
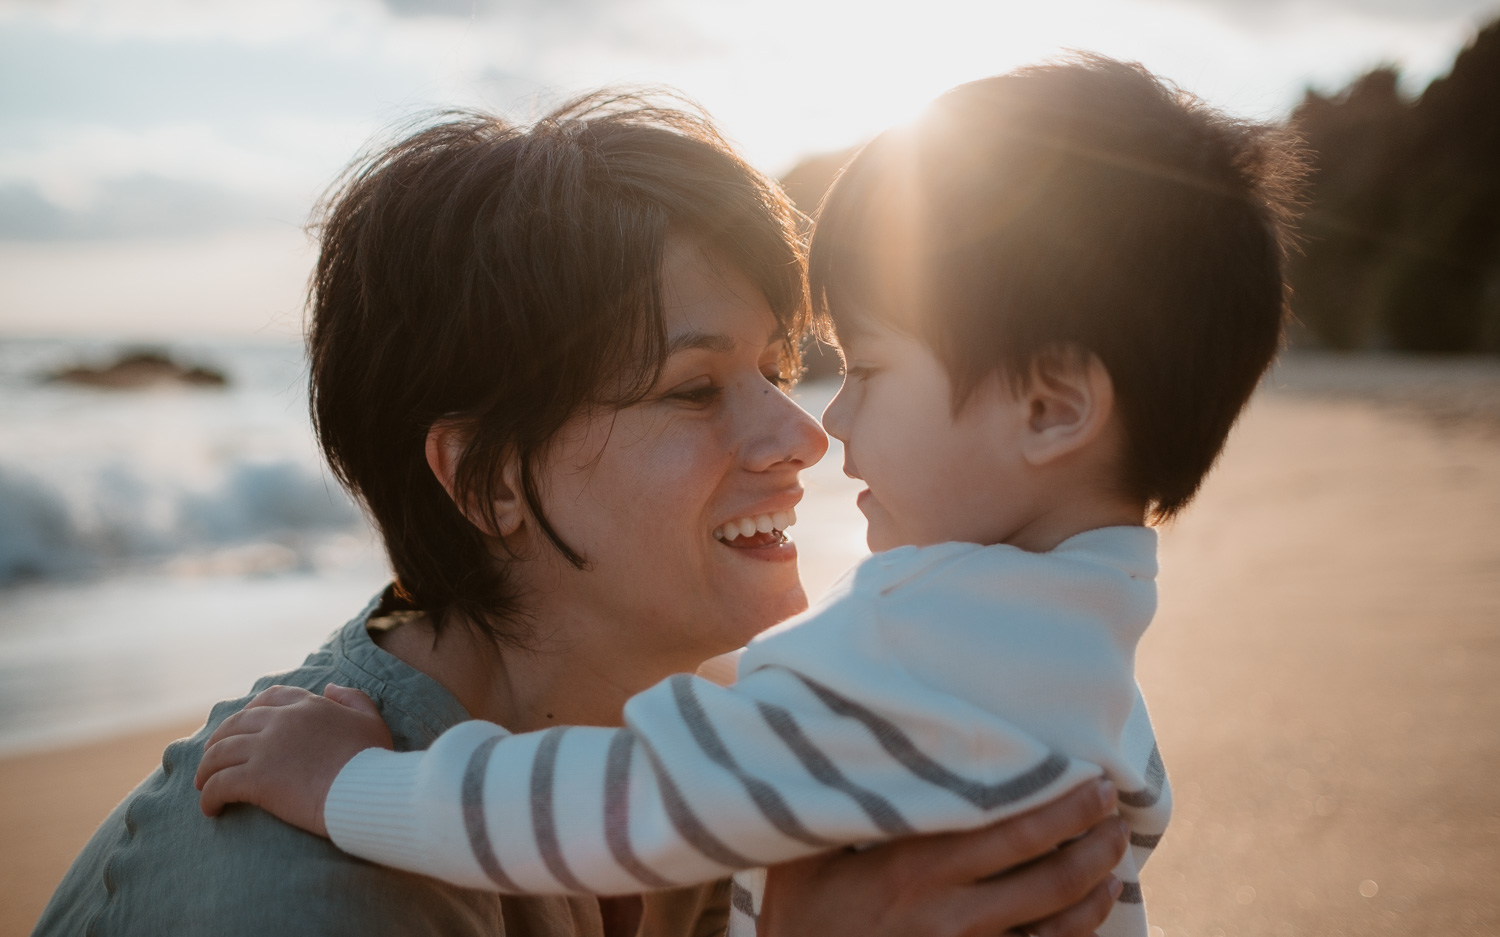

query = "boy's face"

[822,320,1035,552]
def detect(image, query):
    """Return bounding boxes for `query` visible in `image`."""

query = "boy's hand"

[195,683,394,837]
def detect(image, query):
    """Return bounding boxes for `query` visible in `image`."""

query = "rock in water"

[46,349,228,390]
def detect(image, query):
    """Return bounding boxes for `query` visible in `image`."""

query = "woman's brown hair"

[308,93,806,643]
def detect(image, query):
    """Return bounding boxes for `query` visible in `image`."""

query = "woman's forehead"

[660,241,782,351]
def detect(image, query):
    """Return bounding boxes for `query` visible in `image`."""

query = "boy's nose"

[821,382,852,445]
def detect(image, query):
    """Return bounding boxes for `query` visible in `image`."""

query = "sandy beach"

[3,353,1497,936]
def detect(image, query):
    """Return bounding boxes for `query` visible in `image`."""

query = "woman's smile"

[712,499,801,560]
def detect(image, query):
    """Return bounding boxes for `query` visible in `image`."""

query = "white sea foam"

[0,457,360,583]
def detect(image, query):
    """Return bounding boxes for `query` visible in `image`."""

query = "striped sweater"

[325,526,1170,937]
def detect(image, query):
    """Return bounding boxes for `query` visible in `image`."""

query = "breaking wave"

[0,458,364,585]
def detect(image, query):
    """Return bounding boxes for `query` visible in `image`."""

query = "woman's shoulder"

[33,595,510,937]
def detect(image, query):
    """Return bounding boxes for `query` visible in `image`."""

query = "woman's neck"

[374,608,690,732]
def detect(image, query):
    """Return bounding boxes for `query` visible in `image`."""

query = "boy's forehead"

[830,314,904,353]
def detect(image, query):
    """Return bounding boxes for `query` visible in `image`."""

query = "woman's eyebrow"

[666,331,737,355]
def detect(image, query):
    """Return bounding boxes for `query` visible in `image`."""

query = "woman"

[35,95,1125,937]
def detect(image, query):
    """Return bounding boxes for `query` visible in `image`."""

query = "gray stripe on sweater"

[1118,746,1165,808]
[776,669,1072,810]
[1118,881,1143,904]
[531,726,590,892]
[669,675,839,849]
[462,734,523,891]
[603,732,678,890]
[730,880,758,917]
[637,734,760,870]
[755,699,915,836]
[1130,831,1162,849]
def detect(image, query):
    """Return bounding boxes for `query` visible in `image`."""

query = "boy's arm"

[316,663,1105,896]
[196,564,1162,903]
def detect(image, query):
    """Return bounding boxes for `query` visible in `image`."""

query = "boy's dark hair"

[810,54,1304,521]
[308,94,806,643]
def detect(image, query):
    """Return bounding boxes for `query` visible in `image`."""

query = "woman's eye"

[666,383,722,406]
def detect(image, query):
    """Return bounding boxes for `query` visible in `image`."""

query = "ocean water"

[0,337,390,753]
[0,339,867,754]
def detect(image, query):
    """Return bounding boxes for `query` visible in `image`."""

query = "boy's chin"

[859,502,908,554]
[863,524,906,554]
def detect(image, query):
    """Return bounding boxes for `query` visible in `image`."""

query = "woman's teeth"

[713,510,796,542]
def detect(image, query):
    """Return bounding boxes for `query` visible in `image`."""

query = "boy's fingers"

[324,683,379,716]
[194,734,253,795]
[959,816,1129,932]
[199,765,250,818]
[242,685,315,712]
[203,705,275,751]
[1024,876,1122,937]
[931,779,1116,883]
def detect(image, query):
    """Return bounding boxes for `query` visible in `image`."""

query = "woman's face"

[515,237,828,672]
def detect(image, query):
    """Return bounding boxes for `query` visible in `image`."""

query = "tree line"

[1290,17,1499,353]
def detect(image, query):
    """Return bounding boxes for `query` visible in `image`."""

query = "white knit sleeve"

[325,540,1166,937]
[321,650,1101,896]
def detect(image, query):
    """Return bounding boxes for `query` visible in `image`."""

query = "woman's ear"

[424,422,525,538]
[1017,351,1116,467]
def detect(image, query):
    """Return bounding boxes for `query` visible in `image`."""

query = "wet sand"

[3,355,1498,936]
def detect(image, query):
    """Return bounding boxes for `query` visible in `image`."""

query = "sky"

[1,0,1497,338]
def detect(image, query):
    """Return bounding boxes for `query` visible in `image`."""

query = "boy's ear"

[1017,350,1116,467]
[424,421,525,539]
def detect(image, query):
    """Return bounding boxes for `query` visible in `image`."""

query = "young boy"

[195,55,1300,937]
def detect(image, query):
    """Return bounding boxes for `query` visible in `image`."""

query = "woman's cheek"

[643,448,719,543]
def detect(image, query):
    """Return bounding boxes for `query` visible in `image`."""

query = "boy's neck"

[1001,494,1147,553]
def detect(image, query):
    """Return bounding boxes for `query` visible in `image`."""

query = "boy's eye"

[841,364,878,381]
[763,368,793,390]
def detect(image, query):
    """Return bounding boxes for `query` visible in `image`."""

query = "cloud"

[0,175,287,240]
[380,0,482,15]
[377,0,605,17]
[1166,0,1500,22]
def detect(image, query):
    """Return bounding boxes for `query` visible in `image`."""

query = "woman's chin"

[721,578,809,649]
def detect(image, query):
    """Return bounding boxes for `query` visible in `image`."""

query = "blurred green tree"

[1292,19,1500,353]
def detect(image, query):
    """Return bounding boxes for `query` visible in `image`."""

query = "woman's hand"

[195,683,394,836]
[757,779,1127,937]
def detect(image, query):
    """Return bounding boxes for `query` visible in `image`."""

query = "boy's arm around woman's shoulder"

[324,541,1155,896]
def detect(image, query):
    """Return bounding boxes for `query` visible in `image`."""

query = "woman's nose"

[740,382,829,472]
